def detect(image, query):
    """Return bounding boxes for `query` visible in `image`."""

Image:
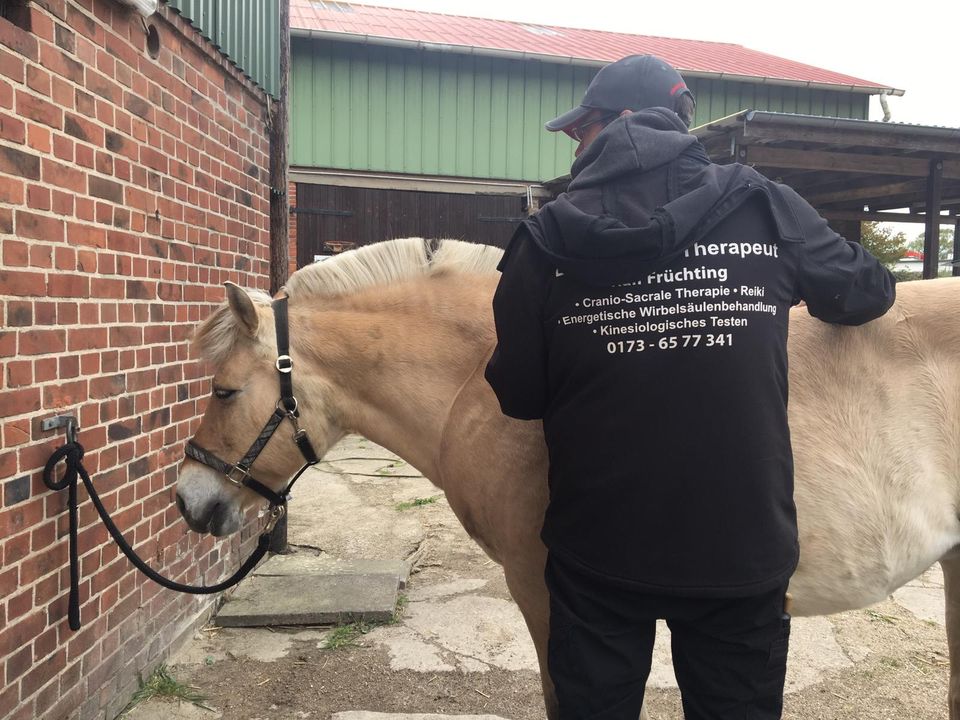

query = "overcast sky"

[354,0,958,128]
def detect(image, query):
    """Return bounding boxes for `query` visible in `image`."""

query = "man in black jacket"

[485,55,895,720]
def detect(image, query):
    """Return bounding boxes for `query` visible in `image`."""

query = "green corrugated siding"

[291,40,870,181]
[166,0,280,97]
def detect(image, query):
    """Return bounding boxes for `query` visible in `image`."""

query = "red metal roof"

[290,0,894,93]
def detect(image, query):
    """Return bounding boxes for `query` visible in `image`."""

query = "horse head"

[176,281,343,536]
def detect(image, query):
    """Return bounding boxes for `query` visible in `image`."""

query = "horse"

[175,237,960,719]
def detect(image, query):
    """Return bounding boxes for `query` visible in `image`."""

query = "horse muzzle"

[175,469,243,536]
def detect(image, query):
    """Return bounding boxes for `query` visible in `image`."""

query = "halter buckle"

[264,504,285,533]
[226,464,252,487]
[276,355,293,373]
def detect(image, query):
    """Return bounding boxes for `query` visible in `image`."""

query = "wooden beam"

[820,210,956,224]
[806,179,926,206]
[953,219,960,278]
[739,146,960,179]
[924,159,944,279]
[742,122,960,155]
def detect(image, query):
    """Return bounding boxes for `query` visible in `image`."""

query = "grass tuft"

[395,495,440,511]
[117,664,212,717]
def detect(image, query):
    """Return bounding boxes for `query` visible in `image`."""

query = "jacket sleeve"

[484,230,550,420]
[785,185,896,325]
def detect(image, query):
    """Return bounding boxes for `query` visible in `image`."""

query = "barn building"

[286,0,909,265]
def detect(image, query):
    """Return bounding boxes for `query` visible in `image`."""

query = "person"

[484,54,896,720]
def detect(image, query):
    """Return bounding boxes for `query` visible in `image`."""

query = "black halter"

[184,296,320,531]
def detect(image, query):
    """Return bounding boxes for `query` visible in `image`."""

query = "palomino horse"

[176,238,960,719]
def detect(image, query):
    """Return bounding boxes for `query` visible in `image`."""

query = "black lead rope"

[43,442,274,631]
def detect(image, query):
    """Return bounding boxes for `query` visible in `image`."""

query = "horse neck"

[291,273,498,483]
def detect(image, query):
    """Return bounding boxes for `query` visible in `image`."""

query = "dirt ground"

[142,437,950,720]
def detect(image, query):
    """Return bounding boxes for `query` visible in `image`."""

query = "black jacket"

[485,108,896,597]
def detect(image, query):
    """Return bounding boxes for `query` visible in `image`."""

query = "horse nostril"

[176,493,187,518]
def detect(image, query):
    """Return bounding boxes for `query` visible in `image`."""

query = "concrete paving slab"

[375,595,539,673]
[215,573,398,627]
[255,554,411,589]
[893,564,945,626]
[288,469,426,559]
[122,699,221,720]
[170,627,330,665]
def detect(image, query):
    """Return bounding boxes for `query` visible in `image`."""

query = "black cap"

[546,54,694,133]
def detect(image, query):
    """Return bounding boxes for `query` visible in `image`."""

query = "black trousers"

[545,553,791,720]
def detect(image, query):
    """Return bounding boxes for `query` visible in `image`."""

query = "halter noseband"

[184,296,319,530]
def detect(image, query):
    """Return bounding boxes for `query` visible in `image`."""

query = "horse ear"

[224,282,259,336]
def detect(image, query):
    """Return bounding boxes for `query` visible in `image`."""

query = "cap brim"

[545,105,592,132]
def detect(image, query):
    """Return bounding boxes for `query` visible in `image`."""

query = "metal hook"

[41,415,79,445]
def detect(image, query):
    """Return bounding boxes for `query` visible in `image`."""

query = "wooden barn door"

[294,183,525,268]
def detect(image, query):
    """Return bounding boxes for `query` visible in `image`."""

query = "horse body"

[176,239,960,718]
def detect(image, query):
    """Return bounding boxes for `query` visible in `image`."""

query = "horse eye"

[213,388,237,400]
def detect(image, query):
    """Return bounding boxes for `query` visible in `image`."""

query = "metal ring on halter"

[276,396,298,415]
[226,464,252,487]
[264,505,286,532]
[276,355,294,373]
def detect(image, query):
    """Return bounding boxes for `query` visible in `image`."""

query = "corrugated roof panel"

[290,0,896,93]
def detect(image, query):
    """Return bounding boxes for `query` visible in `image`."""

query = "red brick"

[66,222,106,248]
[0,144,40,180]
[0,110,26,144]
[42,158,84,192]
[56,301,77,324]
[2,531,29,564]
[28,4,55,42]
[26,183,51,211]
[0,612,45,660]
[0,47,24,83]
[2,239,28,266]
[18,329,66,355]
[0,499,43,541]
[58,355,78,379]
[16,90,62,130]
[0,269,45,296]
[16,210,64,242]
[0,15,39,62]
[28,242,52,268]
[34,302,56,324]
[52,131,72,161]
[6,360,32,387]
[7,300,31,325]
[66,327,106,351]
[76,249,96,272]
[46,273,88,298]
[54,246,76,270]
[0,387,41,415]
[27,122,51,153]
[21,648,65,701]
[42,379,86,408]
[26,65,51,96]
[40,43,84,85]
[51,189,73,215]
[34,357,56,382]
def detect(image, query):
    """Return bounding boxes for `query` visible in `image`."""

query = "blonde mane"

[193,238,504,364]
[283,237,503,300]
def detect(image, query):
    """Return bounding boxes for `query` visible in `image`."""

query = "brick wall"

[0,1,273,718]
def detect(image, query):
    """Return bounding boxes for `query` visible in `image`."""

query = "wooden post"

[268,0,291,553]
[923,158,943,279]
[953,218,960,278]
[269,0,291,296]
